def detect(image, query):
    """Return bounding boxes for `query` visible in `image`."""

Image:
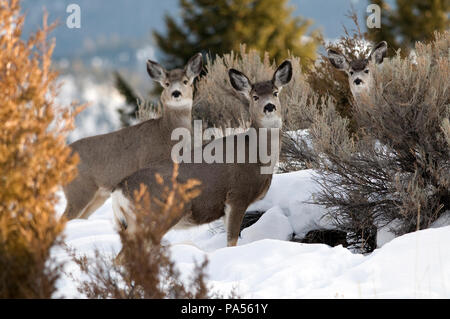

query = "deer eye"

[183,80,188,85]
[253,96,259,101]
[165,82,170,87]
[349,71,354,75]
[364,69,369,74]
[273,91,278,97]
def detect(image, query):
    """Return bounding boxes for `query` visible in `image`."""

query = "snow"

[431,211,450,229]
[247,169,333,238]
[240,206,294,244]
[53,169,450,298]
[375,211,450,248]
[55,74,125,143]
[376,219,403,248]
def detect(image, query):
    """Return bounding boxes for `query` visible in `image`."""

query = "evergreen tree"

[114,71,142,127]
[367,0,449,55]
[154,0,321,70]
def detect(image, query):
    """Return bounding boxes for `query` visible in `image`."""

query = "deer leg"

[113,199,192,265]
[224,202,247,247]
[62,175,99,220]
[78,188,110,219]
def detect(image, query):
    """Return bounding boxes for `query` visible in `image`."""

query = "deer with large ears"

[62,53,203,220]
[112,60,293,248]
[327,41,387,100]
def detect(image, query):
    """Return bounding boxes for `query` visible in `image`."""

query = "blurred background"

[20,0,448,141]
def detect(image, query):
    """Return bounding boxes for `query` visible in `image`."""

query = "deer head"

[146,53,203,109]
[228,60,293,129]
[327,41,387,99]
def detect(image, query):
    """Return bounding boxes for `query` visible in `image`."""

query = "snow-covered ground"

[53,169,450,298]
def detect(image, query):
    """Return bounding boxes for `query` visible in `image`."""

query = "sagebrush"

[297,31,450,252]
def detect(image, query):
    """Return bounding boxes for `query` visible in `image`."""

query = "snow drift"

[53,169,450,298]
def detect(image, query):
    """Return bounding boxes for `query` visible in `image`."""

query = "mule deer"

[327,41,387,100]
[112,60,293,248]
[63,53,203,220]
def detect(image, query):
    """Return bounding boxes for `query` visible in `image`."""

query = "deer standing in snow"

[112,60,293,248]
[63,53,203,220]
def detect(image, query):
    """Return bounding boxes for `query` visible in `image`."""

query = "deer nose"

[354,78,363,85]
[172,90,182,98]
[263,103,276,113]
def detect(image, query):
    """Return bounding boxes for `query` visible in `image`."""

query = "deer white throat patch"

[260,115,282,129]
[166,99,193,109]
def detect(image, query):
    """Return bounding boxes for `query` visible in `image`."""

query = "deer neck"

[160,102,192,134]
[252,121,282,171]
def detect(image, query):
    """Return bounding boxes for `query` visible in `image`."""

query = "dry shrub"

[0,0,81,298]
[70,165,222,299]
[355,30,450,232]
[298,31,449,252]
[135,98,162,123]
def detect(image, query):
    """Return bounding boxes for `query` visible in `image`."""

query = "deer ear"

[228,69,252,100]
[327,49,350,71]
[147,60,167,85]
[369,41,387,64]
[273,60,293,89]
[185,53,203,82]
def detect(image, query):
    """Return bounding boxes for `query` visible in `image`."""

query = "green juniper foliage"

[114,71,142,127]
